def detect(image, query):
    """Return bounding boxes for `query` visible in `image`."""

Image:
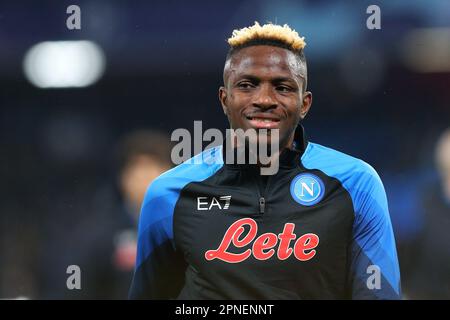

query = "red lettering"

[205,218,257,263]
[293,233,320,261]
[253,233,277,260]
[205,218,319,263]
[277,223,296,260]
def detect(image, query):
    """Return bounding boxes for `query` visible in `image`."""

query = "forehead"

[227,45,302,80]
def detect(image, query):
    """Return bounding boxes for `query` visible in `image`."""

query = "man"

[405,128,450,299]
[129,22,401,299]
[38,129,173,299]
[110,129,174,296]
[435,129,450,204]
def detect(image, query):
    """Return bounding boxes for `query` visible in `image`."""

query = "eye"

[237,81,255,89]
[276,85,293,92]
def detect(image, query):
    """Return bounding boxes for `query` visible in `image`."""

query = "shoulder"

[141,145,224,210]
[302,142,382,187]
[301,142,387,214]
[137,146,224,235]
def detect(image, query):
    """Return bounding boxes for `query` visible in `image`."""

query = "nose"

[252,83,278,110]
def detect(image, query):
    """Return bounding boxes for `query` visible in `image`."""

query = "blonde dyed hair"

[227,21,306,52]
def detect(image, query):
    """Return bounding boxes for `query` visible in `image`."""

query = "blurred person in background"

[405,128,450,299]
[435,129,450,205]
[111,130,173,292]
[38,130,173,299]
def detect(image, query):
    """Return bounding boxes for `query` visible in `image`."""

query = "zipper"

[251,170,271,214]
[259,197,266,214]
[251,165,272,214]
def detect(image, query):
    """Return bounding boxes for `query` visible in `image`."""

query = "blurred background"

[1,0,449,299]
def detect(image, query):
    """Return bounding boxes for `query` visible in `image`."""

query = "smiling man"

[129,22,401,299]
[220,27,310,152]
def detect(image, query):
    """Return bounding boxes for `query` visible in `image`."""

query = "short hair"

[228,21,306,52]
[225,22,308,89]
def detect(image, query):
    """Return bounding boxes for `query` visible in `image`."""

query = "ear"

[299,91,312,120]
[219,86,228,116]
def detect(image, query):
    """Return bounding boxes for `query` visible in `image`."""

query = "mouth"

[245,115,281,129]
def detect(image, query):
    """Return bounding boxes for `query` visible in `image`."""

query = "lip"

[245,113,281,129]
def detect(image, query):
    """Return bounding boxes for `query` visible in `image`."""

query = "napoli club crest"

[290,173,325,206]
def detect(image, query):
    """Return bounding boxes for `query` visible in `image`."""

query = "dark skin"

[219,45,312,153]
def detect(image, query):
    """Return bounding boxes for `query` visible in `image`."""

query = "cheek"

[280,97,301,118]
[230,90,251,103]
[227,92,251,113]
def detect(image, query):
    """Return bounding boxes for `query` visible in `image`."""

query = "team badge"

[290,173,325,206]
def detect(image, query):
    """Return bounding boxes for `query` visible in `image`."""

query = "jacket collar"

[221,124,308,170]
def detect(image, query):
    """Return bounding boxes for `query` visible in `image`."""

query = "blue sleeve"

[128,146,224,299]
[128,178,187,299]
[301,143,402,299]
[349,168,402,299]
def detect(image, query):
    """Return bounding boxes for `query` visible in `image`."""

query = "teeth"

[250,117,274,122]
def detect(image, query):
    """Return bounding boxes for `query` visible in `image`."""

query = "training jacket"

[129,125,401,299]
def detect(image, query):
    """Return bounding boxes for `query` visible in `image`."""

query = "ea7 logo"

[197,196,231,211]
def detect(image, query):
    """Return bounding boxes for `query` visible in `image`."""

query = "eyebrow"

[234,74,299,84]
[271,76,300,83]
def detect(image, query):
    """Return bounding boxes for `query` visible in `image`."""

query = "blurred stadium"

[0,0,450,299]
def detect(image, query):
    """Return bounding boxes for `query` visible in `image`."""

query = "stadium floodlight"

[23,40,105,88]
